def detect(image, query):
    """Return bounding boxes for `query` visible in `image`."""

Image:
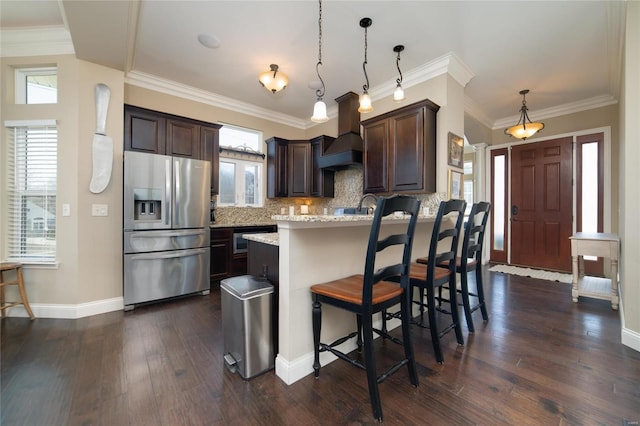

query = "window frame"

[15,67,58,105]
[4,120,58,264]
[217,124,265,208]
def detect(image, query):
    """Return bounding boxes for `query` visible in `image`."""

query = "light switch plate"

[62,204,71,217]
[91,204,108,217]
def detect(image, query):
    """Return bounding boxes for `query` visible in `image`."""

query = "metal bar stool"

[0,262,35,319]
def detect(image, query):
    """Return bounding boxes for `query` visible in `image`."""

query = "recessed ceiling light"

[197,33,221,49]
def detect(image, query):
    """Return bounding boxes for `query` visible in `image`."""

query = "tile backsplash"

[214,168,445,226]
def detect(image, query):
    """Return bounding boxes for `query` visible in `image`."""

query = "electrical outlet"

[91,204,108,217]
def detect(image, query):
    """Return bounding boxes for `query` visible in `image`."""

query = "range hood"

[318,92,363,170]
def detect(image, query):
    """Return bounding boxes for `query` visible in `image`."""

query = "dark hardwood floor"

[2,270,639,425]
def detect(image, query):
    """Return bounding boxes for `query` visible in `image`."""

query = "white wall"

[1,55,125,317]
[620,1,640,349]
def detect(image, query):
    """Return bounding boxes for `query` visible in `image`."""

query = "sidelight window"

[490,148,508,263]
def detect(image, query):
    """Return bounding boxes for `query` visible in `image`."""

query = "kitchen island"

[267,213,436,385]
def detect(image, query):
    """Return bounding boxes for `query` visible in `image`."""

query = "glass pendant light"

[258,64,288,94]
[311,0,328,123]
[504,89,545,140]
[358,17,373,114]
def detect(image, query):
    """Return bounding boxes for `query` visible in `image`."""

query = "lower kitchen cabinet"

[210,225,277,288]
[210,229,232,285]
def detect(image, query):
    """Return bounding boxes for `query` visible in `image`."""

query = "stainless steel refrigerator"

[123,151,211,309]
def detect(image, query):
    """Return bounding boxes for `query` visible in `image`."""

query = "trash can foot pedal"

[224,353,238,373]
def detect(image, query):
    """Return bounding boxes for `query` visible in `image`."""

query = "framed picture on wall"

[448,169,464,200]
[447,132,464,168]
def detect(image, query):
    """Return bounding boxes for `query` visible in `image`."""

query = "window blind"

[5,123,57,262]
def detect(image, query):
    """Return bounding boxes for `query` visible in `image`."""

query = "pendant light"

[258,64,288,94]
[358,17,373,113]
[311,0,329,123]
[504,89,545,140]
[393,45,405,102]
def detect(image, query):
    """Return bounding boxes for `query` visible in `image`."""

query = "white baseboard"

[275,316,400,385]
[622,327,640,352]
[619,295,640,353]
[3,297,124,319]
[276,339,359,385]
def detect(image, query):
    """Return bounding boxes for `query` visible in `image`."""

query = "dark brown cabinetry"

[266,136,334,198]
[361,99,439,194]
[287,141,310,197]
[310,135,335,197]
[200,126,220,194]
[166,118,200,158]
[209,225,277,287]
[124,106,166,154]
[124,104,221,194]
[210,228,233,285]
[266,137,288,198]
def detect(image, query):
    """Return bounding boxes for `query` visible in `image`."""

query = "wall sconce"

[393,45,405,102]
[258,64,288,94]
[504,89,545,140]
[358,17,373,113]
[311,0,329,123]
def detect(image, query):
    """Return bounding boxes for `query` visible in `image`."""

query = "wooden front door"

[510,137,573,272]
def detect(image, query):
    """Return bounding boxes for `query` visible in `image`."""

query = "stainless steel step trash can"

[221,275,274,379]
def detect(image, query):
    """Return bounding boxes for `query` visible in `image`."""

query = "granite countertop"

[271,213,436,229]
[243,232,279,246]
[271,213,435,222]
[210,222,277,229]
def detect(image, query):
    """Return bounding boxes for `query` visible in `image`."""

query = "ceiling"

[0,1,626,131]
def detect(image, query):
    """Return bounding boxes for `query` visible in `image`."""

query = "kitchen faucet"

[357,193,379,215]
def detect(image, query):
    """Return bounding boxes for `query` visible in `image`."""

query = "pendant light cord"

[396,50,403,85]
[362,23,370,92]
[315,0,325,99]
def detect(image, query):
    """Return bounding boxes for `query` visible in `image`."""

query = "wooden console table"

[570,232,620,310]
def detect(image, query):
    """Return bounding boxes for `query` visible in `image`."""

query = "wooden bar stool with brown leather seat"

[310,194,421,422]
[1,262,35,319]
[417,201,491,333]
[385,199,466,364]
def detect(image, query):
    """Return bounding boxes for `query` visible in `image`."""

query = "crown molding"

[0,27,74,57]
[493,94,618,129]
[125,70,310,129]
[369,51,475,102]
[464,95,494,129]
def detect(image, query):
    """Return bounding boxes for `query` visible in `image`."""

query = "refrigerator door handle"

[128,247,208,261]
[129,229,206,239]
[173,159,180,226]
[165,157,172,226]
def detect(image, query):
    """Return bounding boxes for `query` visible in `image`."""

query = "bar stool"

[0,262,35,319]
[310,194,421,422]
[417,202,491,333]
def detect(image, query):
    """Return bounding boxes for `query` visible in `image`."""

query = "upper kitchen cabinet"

[287,140,311,197]
[124,105,166,154]
[361,99,439,194]
[124,104,221,194]
[266,137,288,198]
[200,124,222,194]
[166,118,200,158]
[266,136,334,198]
[310,135,335,197]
